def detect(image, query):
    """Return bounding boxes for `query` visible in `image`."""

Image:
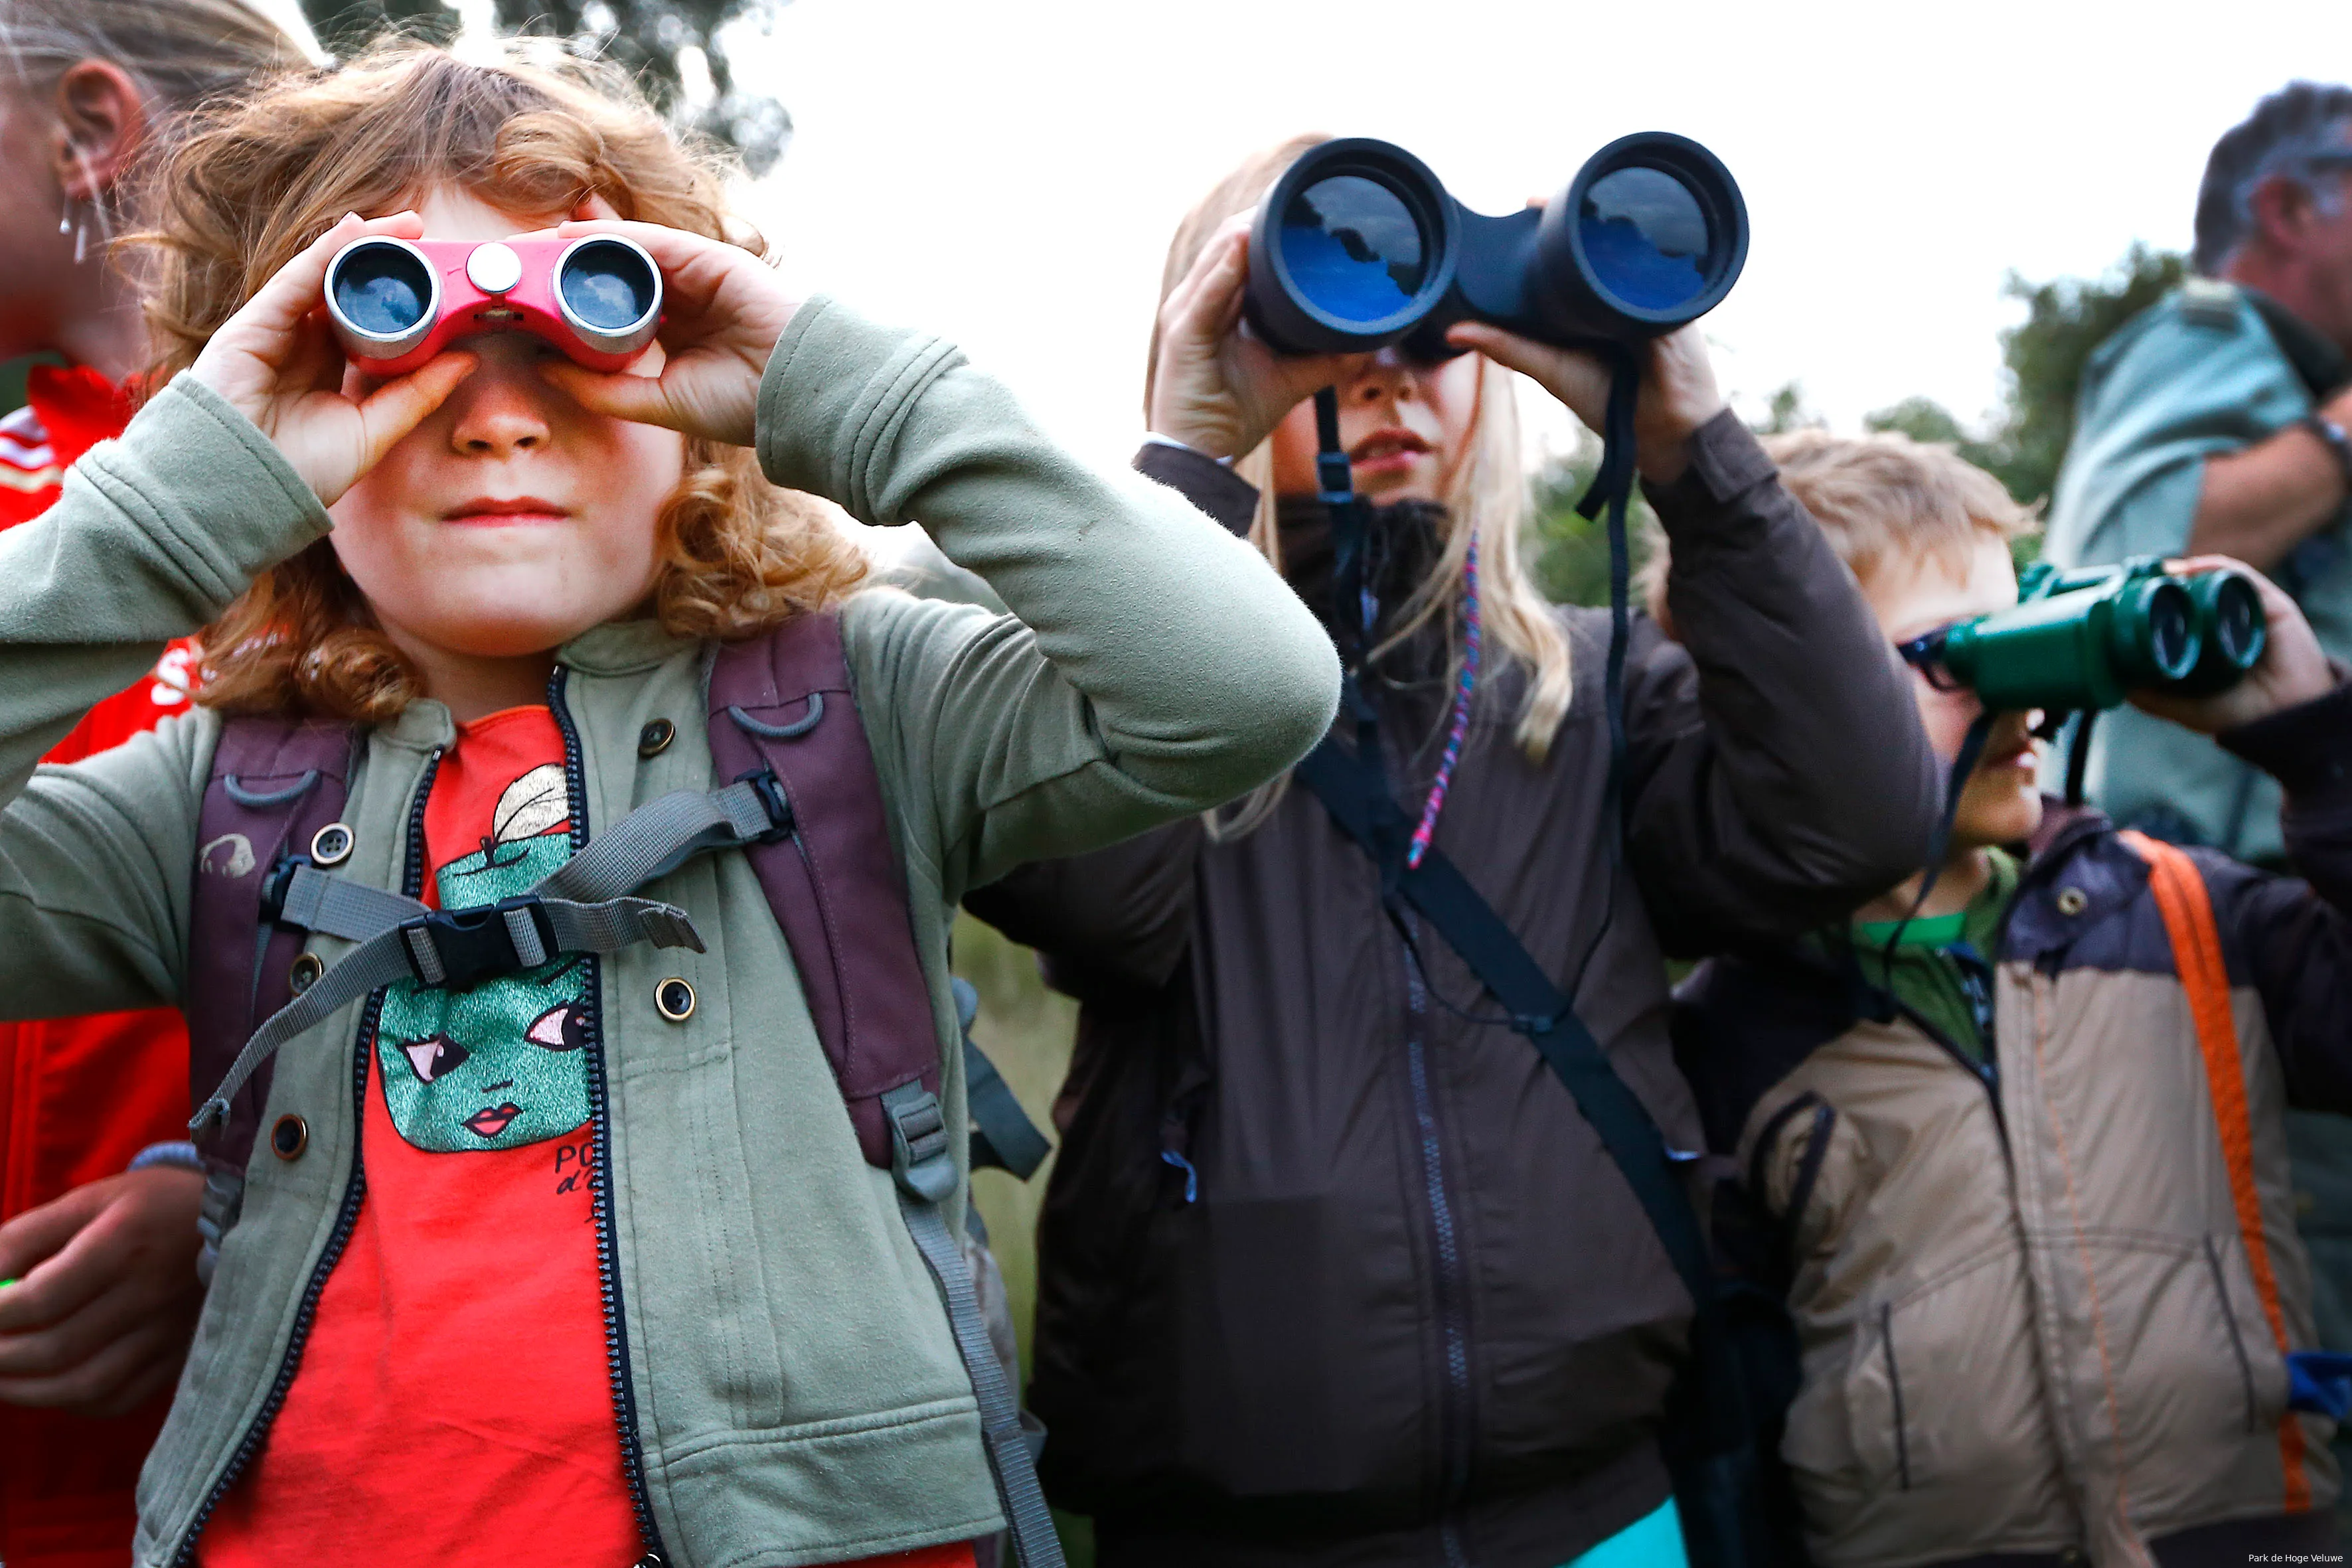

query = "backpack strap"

[189,718,360,1173]
[186,717,358,1281]
[707,612,942,1170]
[708,612,1063,1568]
[2120,830,2312,1512]
[1295,730,1772,1568]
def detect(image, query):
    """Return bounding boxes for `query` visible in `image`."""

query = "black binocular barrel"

[1246,132,1747,358]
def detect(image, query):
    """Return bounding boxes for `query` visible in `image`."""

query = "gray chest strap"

[191,778,787,1137]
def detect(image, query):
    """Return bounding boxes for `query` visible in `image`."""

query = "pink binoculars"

[323,233,664,376]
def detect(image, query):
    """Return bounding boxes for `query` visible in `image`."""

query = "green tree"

[1862,242,2187,509]
[299,0,793,173]
[1522,433,1659,609]
[1522,379,1822,609]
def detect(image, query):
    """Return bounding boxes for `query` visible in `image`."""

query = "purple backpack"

[183,609,1059,1567]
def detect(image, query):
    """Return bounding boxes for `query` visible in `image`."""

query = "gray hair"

[2195,81,2352,275]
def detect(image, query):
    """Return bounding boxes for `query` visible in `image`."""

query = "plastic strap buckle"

[1316,450,1354,503]
[398,895,558,990]
[882,1083,957,1205]
[258,854,312,925]
[734,767,795,843]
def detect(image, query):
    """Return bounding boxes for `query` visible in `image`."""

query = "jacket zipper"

[1892,995,2006,1144]
[549,665,668,1565]
[1397,913,1476,1568]
[1913,823,2106,1142]
[169,745,443,1565]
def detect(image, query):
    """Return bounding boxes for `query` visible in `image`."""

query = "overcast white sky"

[256,0,2351,471]
[712,0,2352,470]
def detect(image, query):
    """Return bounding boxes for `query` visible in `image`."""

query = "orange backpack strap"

[2119,829,2310,1510]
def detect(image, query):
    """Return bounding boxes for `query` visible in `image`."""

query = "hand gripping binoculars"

[324,233,664,376]
[1245,132,1748,358]
[1905,558,2268,714]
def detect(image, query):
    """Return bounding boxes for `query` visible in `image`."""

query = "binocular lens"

[1282,174,1430,325]
[333,243,433,337]
[2147,585,2196,677]
[558,239,659,333]
[2209,576,2264,668]
[1579,167,1710,311]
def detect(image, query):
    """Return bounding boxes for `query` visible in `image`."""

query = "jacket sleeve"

[959,442,1259,990]
[1625,412,1942,955]
[760,302,1340,905]
[0,375,327,1018]
[2206,682,2352,1109]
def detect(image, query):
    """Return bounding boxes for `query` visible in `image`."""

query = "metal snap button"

[655,977,696,1022]
[637,718,676,758]
[309,822,354,867]
[289,953,324,993]
[2055,886,2089,917]
[271,1113,308,1161]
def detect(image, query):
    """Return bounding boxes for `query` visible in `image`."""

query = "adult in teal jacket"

[2048,81,2352,864]
[2047,79,2352,1533]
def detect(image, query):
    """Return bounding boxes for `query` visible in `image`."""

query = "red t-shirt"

[0,363,203,1568]
[200,708,975,1568]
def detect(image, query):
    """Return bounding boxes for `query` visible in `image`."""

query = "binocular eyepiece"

[1245,132,1749,358]
[325,233,665,376]
[1912,558,2268,714]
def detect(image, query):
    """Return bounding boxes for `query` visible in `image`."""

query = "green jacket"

[0,298,1340,1565]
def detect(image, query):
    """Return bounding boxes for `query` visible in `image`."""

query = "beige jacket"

[1678,793,2352,1568]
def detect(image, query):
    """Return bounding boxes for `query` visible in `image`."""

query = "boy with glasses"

[1670,428,2352,1567]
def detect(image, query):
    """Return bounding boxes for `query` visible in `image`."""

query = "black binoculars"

[1244,133,1749,358]
[1906,558,2268,714]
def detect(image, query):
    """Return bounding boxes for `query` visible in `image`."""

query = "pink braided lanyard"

[1406,538,1480,870]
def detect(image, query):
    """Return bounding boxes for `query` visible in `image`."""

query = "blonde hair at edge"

[1154,135,1572,836]
[0,0,298,289]
[0,0,299,159]
[1637,428,2037,625]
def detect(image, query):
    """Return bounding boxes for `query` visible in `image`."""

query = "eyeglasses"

[1894,623,1966,692]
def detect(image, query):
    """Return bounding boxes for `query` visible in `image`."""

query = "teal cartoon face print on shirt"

[377,755,593,1153]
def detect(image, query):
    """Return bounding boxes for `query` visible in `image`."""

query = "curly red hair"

[137,36,867,723]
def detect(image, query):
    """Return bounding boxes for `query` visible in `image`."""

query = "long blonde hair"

[141,38,867,722]
[1152,135,1573,795]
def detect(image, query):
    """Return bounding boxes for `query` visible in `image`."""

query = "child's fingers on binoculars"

[536,358,688,432]
[250,212,424,340]
[1445,321,1609,419]
[351,350,479,462]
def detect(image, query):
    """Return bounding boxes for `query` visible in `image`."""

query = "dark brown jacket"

[967,414,1942,1568]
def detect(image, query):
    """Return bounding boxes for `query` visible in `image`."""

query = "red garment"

[201,710,976,1568]
[0,364,202,1568]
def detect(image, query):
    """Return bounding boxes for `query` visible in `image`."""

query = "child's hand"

[531,218,803,449]
[0,1168,203,1419]
[187,211,479,507]
[1148,214,1370,461]
[1447,319,1724,487]
[2131,557,2338,733]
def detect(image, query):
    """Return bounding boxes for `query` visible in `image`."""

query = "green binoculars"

[1902,557,2267,714]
